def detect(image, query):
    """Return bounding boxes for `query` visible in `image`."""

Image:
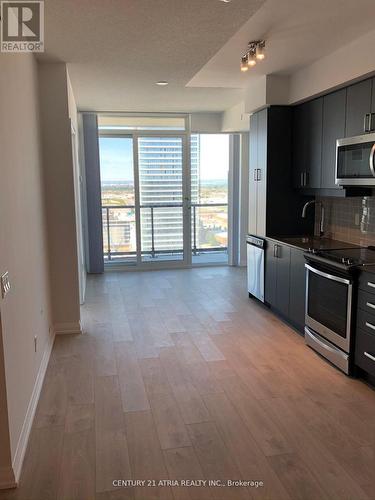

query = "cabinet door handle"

[364,113,371,133]
[365,321,375,331]
[273,244,278,258]
[366,301,375,310]
[300,172,304,187]
[370,113,375,132]
[305,171,309,187]
[367,281,375,288]
[364,351,375,362]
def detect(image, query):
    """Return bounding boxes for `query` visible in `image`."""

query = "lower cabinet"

[265,240,306,333]
[355,271,375,377]
[289,248,307,332]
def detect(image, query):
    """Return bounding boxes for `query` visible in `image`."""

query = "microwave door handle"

[369,143,375,177]
[364,113,371,133]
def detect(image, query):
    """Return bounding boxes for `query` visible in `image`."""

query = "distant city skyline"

[99,134,229,182]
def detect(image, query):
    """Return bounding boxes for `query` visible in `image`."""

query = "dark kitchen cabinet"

[292,105,306,188]
[265,241,277,307]
[306,99,323,189]
[249,107,310,237]
[265,241,306,333]
[265,241,291,318]
[275,244,291,318]
[292,98,323,189]
[345,79,373,137]
[248,109,267,236]
[321,89,346,189]
[289,248,306,332]
[248,112,258,235]
[355,270,375,379]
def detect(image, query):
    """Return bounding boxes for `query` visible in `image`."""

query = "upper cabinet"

[249,106,314,238]
[248,109,267,237]
[345,79,374,137]
[321,89,346,190]
[292,98,323,189]
[248,113,258,235]
[292,77,375,193]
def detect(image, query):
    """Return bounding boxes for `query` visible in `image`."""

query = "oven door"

[305,263,353,352]
[336,134,375,186]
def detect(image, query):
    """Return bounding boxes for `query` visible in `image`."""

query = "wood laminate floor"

[1,267,375,500]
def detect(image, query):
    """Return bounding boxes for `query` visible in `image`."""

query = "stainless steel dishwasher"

[247,235,265,302]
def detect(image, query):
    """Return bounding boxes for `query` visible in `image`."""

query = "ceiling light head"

[219,0,231,3]
[240,56,248,72]
[156,81,168,86]
[256,41,265,60]
[247,50,257,67]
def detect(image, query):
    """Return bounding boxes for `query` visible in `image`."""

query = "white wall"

[221,101,249,132]
[38,63,81,333]
[190,112,222,133]
[67,71,86,304]
[289,28,375,104]
[0,314,14,489]
[0,53,53,484]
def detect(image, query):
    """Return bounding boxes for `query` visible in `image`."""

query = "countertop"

[267,235,362,252]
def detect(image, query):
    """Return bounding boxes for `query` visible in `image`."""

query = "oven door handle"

[305,263,351,285]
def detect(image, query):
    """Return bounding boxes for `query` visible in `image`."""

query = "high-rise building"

[138,135,200,255]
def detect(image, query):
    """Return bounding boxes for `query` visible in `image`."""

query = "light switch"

[1,272,11,299]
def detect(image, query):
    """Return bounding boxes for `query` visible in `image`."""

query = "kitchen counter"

[267,236,361,252]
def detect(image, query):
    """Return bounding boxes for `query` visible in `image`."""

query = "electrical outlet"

[1,272,10,299]
[34,336,37,353]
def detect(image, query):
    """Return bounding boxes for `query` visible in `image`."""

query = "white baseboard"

[0,466,16,490]
[54,321,82,335]
[11,332,55,483]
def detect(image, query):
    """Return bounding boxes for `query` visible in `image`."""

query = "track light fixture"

[240,40,266,72]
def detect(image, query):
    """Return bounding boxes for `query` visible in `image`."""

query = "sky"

[99,134,230,182]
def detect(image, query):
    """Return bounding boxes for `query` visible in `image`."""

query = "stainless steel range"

[304,246,375,374]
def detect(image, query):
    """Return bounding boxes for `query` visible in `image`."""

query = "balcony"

[102,203,228,264]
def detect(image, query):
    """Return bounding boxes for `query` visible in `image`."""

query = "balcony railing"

[102,203,228,261]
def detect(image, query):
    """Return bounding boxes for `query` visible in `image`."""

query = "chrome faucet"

[302,200,325,237]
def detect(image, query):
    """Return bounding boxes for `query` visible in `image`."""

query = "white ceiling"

[38,0,264,112]
[39,0,375,113]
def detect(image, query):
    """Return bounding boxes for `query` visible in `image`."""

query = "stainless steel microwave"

[336,133,375,186]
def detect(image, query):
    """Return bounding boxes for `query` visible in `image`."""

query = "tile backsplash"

[315,194,375,246]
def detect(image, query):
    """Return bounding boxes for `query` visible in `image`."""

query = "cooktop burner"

[307,246,375,268]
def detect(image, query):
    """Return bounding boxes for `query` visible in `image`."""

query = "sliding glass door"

[99,136,137,264]
[99,132,191,268]
[137,134,190,265]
